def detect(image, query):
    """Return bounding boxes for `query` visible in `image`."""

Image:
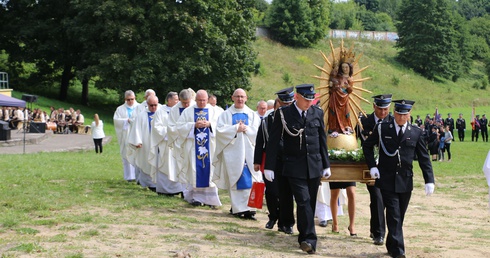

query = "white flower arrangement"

[328,148,365,162]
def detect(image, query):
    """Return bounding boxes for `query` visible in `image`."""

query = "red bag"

[247,181,265,209]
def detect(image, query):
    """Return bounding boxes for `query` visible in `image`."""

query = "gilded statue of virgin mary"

[313,40,372,151]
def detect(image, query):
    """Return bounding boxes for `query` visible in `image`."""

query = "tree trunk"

[59,65,73,101]
[81,76,89,105]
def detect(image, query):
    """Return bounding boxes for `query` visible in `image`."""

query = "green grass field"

[2,36,490,257]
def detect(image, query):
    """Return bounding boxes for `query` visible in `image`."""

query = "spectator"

[73,109,84,133]
[480,114,488,142]
[456,113,466,142]
[444,125,453,162]
[471,115,481,142]
[91,114,105,154]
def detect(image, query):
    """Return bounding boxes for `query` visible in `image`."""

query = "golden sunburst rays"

[312,39,372,133]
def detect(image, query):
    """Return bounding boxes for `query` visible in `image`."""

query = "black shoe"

[265,220,276,229]
[243,211,257,220]
[278,226,284,232]
[191,201,203,206]
[148,187,157,192]
[300,241,315,254]
[319,220,327,227]
[283,226,293,234]
[373,237,384,245]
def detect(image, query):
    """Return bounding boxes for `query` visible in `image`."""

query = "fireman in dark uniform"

[363,99,435,258]
[360,94,393,246]
[253,87,295,234]
[264,84,331,255]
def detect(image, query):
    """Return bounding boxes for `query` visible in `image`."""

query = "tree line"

[0,0,258,105]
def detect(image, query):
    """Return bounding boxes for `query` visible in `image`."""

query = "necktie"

[398,126,404,142]
[301,111,306,124]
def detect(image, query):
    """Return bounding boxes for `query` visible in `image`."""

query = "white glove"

[370,167,380,179]
[425,183,435,196]
[264,169,274,182]
[322,168,331,179]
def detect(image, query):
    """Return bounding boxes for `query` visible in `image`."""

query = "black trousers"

[277,173,295,228]
[381,189,412,257]
[288,176,321,250]
[93,138,103,153]
[367,184,386,239]
[482,129,488,142]
[472,129,479,141]
[458,129,465,141]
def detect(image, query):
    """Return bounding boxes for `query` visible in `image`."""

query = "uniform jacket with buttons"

[360,112,393,145]
[264,103,329,179]
[362,121,434,193]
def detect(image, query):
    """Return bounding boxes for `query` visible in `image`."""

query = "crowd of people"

[47,106,86,134]
[112,85,439,257]
[0,105,86,134]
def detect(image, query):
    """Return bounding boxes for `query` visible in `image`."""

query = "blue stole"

[147,112,155,132]
[179,107,185,115]
[233,113,252,189]
[194,108,210,187]
[126,106,134,118]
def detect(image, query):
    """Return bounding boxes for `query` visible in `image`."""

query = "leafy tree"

[266,0,329,47]
[375,12,396,31]
[378,0,402,22]
[251,0,269,26]
[396,0,462,81]
[457,0,490,20]
[452,13,473,79]
[467,15,490,46]
[1,0,257,105]
[0,0,80,101]
[354,0,380,12]
[329,0,358,30]
[310,0,331,41]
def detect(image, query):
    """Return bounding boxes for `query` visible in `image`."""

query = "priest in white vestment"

[113,90,139,181]
[162,91,179,114]
[127,89,155,181]
[176,90,221,207]
[127,96,160,191]
[213,89,261,219]
[167,89,196,185]
[149,103,185,196]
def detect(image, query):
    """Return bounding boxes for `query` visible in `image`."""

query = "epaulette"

[410,124,422,132]
[312,105,322,110]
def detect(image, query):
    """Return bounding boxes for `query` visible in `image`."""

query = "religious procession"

[113,41,435,258]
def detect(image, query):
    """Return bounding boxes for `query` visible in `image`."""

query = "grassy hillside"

[249,36,490,118]
[9,36,490,121]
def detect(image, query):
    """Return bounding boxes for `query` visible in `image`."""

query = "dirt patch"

[1,184,490,257]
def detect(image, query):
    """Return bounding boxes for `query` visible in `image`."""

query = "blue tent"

[0,94,26,108]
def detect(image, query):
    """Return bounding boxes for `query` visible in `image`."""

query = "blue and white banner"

[194,108,210,187]
[232,113,251,189]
